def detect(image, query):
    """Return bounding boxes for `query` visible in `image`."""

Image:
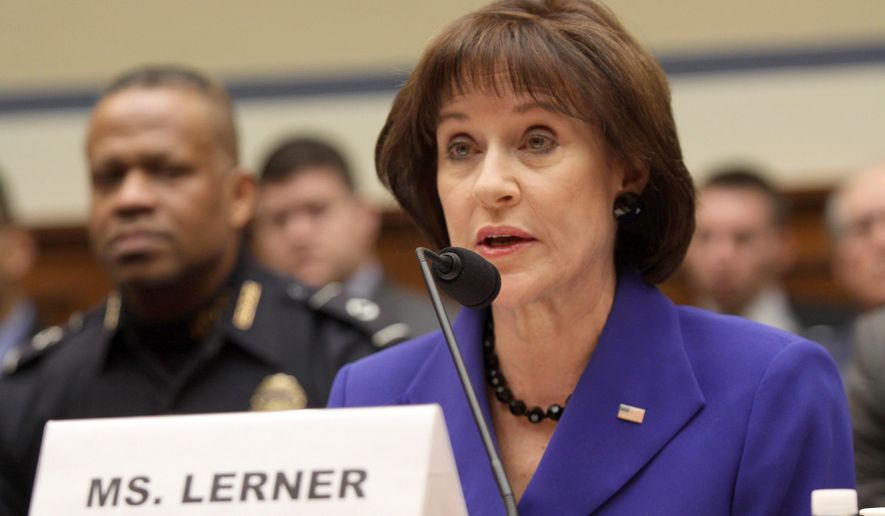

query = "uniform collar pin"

[104,291,121,331]
[233,280,262,330]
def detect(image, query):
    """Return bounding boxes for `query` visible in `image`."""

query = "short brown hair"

[702,166,789,227]
[376,0,694,283]
[259,137,355,192]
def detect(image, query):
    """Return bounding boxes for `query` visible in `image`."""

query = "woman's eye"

[524,132,556,153]
[447,141,474,160]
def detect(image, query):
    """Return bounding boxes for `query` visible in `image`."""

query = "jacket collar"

[402,270,705,514]
[401,304,500,513]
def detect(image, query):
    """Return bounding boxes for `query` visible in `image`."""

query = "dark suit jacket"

[848,307,885,509]
[329,271,854,515]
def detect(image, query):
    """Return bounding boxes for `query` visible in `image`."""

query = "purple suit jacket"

[328,271,854,515]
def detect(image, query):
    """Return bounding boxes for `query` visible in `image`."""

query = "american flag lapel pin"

[617,403,646,424]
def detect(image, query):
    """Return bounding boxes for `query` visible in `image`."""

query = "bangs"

[419,11,599,133]
[379,0,693,283]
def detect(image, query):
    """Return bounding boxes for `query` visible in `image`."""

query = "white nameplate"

[30,405,467,515]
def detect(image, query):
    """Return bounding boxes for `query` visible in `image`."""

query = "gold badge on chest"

[250,373,308,411]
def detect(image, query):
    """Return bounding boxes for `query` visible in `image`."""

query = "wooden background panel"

[23,187,849,325]
[779,188,849,304]
[661,187,853,307]
[23,227,112,325]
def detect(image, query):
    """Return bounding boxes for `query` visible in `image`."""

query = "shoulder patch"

[3,324,65,375]
[1,306,96,376]
[1,345,22,375]
[304,283,411,348]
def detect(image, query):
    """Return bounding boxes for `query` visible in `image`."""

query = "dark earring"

[613,192,642,223]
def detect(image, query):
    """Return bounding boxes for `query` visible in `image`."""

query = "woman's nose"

[472,148,520,209]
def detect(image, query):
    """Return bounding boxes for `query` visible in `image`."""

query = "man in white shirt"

[682,167,802,332]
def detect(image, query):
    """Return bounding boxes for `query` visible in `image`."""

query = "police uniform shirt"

[0,252,407,516]
[0,300,40,378]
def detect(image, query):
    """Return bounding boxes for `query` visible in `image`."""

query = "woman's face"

[436,88,632,308]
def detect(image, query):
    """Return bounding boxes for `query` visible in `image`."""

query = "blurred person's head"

[85,65,256,320]
[0,173,36,318]
[683,167,793,314]
[375,0,694,307]
[252,138,379,288]
[827,162,885,311]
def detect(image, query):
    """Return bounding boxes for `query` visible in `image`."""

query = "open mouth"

[481,235,529,247]
[476,233,536,257]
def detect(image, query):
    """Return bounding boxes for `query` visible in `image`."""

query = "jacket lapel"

[399,272,704,516]
[520,272,705,514]
[401,307,508,515]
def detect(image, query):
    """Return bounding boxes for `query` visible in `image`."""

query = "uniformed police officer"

[0,65,407,516]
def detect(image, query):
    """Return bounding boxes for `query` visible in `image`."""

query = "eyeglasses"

[840,209,885,242]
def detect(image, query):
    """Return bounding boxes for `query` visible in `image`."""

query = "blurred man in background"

[841,161,885,516]
[0,65,400,515]
[682,167,802,332]
[252,136,441,337]
[0,173,39,378]
[848,306,885,510]
[828,162,885,313]
[815,162,885,371]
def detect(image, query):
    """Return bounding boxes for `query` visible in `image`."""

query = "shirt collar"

[343,261,384,299]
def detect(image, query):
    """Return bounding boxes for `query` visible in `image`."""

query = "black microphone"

[416,247,518,516]
[429,247,501,309]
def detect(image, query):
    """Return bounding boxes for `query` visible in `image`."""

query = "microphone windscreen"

[433,247,501,308]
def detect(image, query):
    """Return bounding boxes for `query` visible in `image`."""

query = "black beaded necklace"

[482,319,568,424]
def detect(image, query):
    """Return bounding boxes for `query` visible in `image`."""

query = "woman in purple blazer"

[328,1,854,514]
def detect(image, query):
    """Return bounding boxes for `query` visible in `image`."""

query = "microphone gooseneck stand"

[416,247,519,516]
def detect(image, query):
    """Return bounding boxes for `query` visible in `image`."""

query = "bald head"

[827,163,885,235]
[828,162,885,310]
[99,65,239,163]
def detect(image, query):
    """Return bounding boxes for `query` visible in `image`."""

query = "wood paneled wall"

[23,187,851,326]
[23,227,112,325]
[662,186,854,307]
